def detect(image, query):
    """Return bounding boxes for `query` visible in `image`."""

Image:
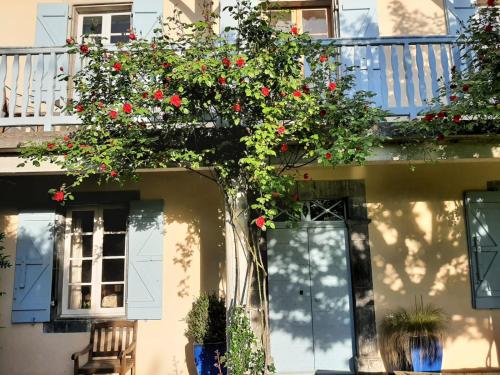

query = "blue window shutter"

[127,200,164,320]
[465,192,500,309]
[338,0,379,38]
[35,4,69,46]
[132,0,163,40]
[445,0,475,36]
[12,212,55,323]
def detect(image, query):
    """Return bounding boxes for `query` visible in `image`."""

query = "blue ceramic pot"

[410,337,443,372]
[193,342,226,375]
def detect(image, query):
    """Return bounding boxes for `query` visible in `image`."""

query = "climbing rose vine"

[21,1,384,229]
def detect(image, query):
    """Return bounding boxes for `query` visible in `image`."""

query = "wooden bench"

[72,321,137,375]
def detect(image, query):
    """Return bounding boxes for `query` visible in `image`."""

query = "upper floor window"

[61,206,128,317]
[269,7,332,38]
[75,5,132,44]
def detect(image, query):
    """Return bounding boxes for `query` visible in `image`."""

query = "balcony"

[0,35,458,132]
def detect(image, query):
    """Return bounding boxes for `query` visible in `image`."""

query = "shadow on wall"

[172,0,220,24]
[386,0,446,36]
[369,199,500,369]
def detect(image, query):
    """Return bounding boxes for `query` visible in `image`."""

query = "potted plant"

[380,298,448,372]
[185,293,226,375]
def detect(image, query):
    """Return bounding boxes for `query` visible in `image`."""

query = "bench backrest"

[89,321,137,359]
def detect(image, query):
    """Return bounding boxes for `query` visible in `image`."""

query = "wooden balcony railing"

[0,35,458,131]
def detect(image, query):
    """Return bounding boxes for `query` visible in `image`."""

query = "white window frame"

[269,6,333,38]
[61,205,128,318]
[76,6,132,44]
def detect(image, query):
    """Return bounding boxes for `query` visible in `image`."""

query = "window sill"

[43,316,126,333]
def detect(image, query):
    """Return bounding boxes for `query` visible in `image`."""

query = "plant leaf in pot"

[380,298,448,372]
[185,293,226,375]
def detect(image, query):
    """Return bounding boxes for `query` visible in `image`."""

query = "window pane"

[101,284,124,308]
[70,259,92,283]
[82,16,103,34]
[102,259,125,282]
[72,211,94,233]
[70,234,93,258]
[302,9,329,37]
[103,234,125,256]
[68,285,92,309]
[110,35,130,44]
[270,10,293,32]
[111,14,130,33]
[104,208,128,232]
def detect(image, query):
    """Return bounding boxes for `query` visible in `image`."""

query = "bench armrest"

[119,342,136,359]
[71,344,92,360]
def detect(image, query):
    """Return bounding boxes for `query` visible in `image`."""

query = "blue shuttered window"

[127,200,164,320]
[12,212,55,323]
[35,3,69,47]
[132,0,164,40]
[465,192,500,309]
[445,0,475,35]
[338,0,379,38]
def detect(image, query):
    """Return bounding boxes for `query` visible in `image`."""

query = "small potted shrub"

[380,298,448,372]
[185,293,226,375]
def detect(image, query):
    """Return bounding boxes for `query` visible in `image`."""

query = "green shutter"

[465,192,500,309]
[12,212,55,323]
[127,200,164,319]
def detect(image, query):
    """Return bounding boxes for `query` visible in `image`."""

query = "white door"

[268,223,355,374]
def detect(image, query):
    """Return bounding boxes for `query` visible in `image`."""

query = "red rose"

[113,62,122,71]
[109,110,118,119]
[450,95,458,102]
[272,192,281,199]
[236,58,245,67]
[154,90,164,100]
[437,111,447,119]
[325,152,332,160]
[123,103,132,114]
[80,44,89,54]
[64,135,70,142]
[129,33,136,40]
[222,57,231,67]
[142,92,149,99]
[291,26,299,35]
[328,82,337,92]
[303,173,310,180]
[293,90,302,97]
[453,114,461,124]
[59,66,64,72]
[261,87,270,97]
[67,143,73,148]
[462,84,470,92]
[277,126,286,135]
[424,113,435,122]
[47,143,56,150]
[436,133,445,142]
[98,101,104,108]
[485,24,493,32]
[281,143,288,153]
[488,0,495,6]
[75,104,84,112]
[170,95,182,108]
[52,191,65,202]
[162,63,172,68]
[232,103,241,112]
[100,163,107,172]
[319,109,327,117]
[320,55,328,63]
[218,77,227,85]
[255,216,266,228]
[151,43,157,49]
[66,37,74,45]
[201,64,207,72]
[110,170,118,177]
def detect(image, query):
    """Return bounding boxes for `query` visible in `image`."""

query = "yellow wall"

[378,0,448,36]
[0,171,226,375]
[303,160,500,370]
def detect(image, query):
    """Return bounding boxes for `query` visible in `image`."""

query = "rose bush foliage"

[21,1,385,228]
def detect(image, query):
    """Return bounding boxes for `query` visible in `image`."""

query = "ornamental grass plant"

[380,297,449,371]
